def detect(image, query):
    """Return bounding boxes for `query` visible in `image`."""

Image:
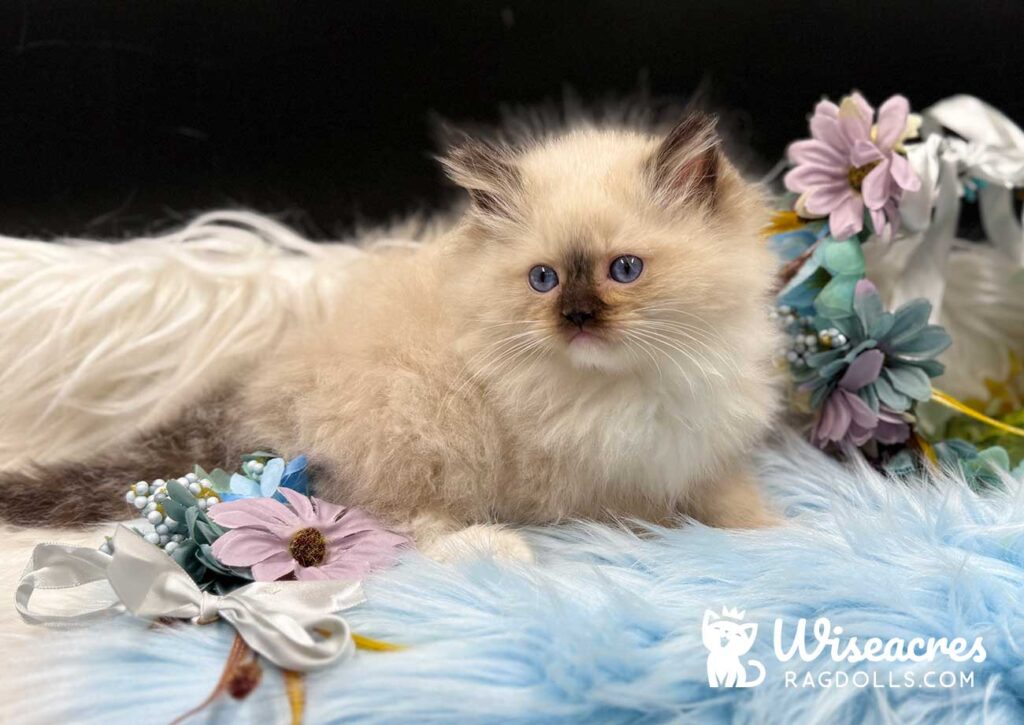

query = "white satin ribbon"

[16,526,365,671]
[895,95,1024,315]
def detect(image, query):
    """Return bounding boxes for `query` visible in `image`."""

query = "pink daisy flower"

[209,488,409,581]
[785,93,921,240]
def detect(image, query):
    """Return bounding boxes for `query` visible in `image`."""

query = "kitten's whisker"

[473,320,547,333]
[620,337,643,370]
[628,328,705,394]
[640,316,731,352]
[457,333,547,393]
[646,323,740,377]
[631,307,740,369]
[440,330,545,414]
[508,335,553,382]
[487,335,554,406]
[622,330,665,387]
[636,327,720,387]
[637,321,740,376]
[635,323,723,373]
[457,340,537,393]
[635,307,736,349]
[633,305,727,338]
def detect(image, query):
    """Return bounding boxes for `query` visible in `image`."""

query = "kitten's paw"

[424,525,534,564]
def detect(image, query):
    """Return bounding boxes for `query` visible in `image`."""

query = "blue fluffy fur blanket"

[12,435,1024,724]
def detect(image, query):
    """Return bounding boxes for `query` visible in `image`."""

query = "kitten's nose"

[563,310,595,328]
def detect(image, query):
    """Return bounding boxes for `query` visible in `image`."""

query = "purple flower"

[785,93,921,240]
[811,349,910,448]
[209,488,409,581]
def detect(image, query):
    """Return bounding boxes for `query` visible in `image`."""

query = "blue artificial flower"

[769,227,818,263]
[777,232,864,318]
[219,454,310,502]
[798,279,951,411]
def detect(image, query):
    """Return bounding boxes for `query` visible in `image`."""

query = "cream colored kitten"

[1,113,781,559]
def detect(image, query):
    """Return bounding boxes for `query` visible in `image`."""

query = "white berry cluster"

[101,472,221,556]
[770,305,850,368]
[816,326,849,350]
[241,459,266,479]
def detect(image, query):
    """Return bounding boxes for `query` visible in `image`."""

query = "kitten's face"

[444,115,774,381]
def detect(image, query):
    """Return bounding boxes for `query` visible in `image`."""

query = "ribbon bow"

[16,526,365,671]
[893,95,1024,315]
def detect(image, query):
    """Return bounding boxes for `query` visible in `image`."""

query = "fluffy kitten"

[0,112,781,558]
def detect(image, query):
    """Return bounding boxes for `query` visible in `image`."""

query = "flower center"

[288,527,327,568]
[847,161,880,191]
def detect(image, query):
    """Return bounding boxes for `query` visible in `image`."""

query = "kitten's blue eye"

[528,265,559,292]
[610,255,643,283]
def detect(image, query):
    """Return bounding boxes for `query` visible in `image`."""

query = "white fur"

[424,526,535,564]
[0,211,458,470]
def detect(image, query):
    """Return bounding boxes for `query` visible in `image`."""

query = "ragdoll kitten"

[0,112,781,560]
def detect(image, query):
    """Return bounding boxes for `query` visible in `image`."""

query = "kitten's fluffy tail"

[0,389,242,528]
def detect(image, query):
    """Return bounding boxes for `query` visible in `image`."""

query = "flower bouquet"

[18,452,410,723]
[769,92,1024,487]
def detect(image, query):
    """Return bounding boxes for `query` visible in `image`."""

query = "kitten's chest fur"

[490,367,728,519]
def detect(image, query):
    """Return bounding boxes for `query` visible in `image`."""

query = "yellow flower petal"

[763,210,806,236]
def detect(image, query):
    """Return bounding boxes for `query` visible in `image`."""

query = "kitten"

[0,112,781,559]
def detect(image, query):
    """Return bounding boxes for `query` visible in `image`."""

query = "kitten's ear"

[649,112,722,209]
[703,609,719,628]
[439,138,522,220]
[741,623,757,639]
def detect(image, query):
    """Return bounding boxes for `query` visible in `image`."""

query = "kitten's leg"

[689,469,779,529]
[408,510,534,564]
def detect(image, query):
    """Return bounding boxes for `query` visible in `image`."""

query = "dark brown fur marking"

[0,389,244,528]
[652,111,721,206]
[559,244,607,326]
[439,139,523,219]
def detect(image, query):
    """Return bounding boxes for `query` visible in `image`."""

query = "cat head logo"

[701,607,766,688]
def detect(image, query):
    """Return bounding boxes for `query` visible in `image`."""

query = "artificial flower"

[811,349,910,448]
[209,489,409,581]
[777,236,867,318]
[764,209,809,236]
[220,454,310,502]
[933,439,1018,492]
[785,93,921,240]
[769,225,820,264]
[800,280,950,412]
[159,479,253,593]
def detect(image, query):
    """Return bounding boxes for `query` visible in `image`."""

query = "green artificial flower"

[777,234,864,316]
[941,406,1024,470]
[799,279,951,412]
[933,439,1013,493]
[161,479,253,593]
[884,439,1022,493]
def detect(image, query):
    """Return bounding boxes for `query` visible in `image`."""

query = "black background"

[1,0,1022,240]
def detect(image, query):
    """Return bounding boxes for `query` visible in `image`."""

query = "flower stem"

[283,670,305,725]
[353,633,406,651]
[931,389,1024,438]
[171,633,255,725]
